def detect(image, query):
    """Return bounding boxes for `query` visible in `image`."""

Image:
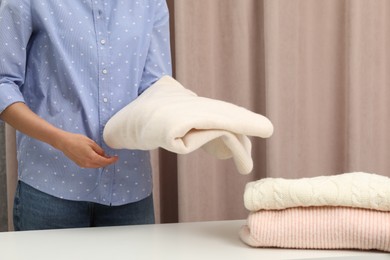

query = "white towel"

[244,172,390,211]
[103,76,274,174]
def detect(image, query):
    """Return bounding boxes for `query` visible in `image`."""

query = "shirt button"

[103,97,108,103]
[100,39,106,45]
[102,69,108,74]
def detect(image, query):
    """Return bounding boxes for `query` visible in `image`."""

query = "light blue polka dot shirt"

[0,0,172,205]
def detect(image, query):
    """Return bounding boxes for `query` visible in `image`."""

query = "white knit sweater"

[103,76,274,174]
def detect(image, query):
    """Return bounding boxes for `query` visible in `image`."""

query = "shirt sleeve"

[0,0,32,113]
[138,0,172,94]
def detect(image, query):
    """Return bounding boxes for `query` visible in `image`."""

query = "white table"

[0,220,389,260]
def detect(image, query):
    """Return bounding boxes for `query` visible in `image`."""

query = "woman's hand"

[1,102,118,168]
[53,132,118,168]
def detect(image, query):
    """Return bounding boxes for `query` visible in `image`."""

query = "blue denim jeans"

[13,181,155,231]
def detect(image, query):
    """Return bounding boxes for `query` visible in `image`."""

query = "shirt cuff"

[0,83,26,114]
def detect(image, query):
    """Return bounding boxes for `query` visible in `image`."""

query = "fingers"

[86,143,119,168]
[91,153,119,168]
[78,153,118,168]
[59,133,120,169]
[70,141,119,168]
[89,140,105,156]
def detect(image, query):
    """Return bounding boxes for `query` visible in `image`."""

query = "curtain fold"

[0,124,7,231]
[5,124,17,230]
[171,0,267,222]
[344,0,390,172]
[3,0,390,230]
[264,0,390,177]
[263,0,350,177]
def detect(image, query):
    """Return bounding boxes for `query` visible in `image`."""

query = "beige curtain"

[5,0,390,229]
[167,0,390,222]
[264,0,390,177]
[170,0,267,222]
[5,124,17,230]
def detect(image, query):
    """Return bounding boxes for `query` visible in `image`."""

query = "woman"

[0,0,172,230]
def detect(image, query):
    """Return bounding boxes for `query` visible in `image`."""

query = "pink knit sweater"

[240,206,390,252]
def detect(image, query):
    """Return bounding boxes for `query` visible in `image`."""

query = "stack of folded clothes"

[239,172,390,252]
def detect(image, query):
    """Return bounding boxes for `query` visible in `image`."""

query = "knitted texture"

[244,172,390,211]
[239,206,390,252]
[103,76,273,174]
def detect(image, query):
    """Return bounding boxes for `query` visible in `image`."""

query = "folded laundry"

[240,206,390,252]
[244,172,390,211]
[103,76,274,174]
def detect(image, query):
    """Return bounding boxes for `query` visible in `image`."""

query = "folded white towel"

[244,172,390,211]
[103,76,274,174]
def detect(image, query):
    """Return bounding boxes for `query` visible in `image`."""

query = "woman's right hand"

[54,132,119,168]
[0,102,118,169]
